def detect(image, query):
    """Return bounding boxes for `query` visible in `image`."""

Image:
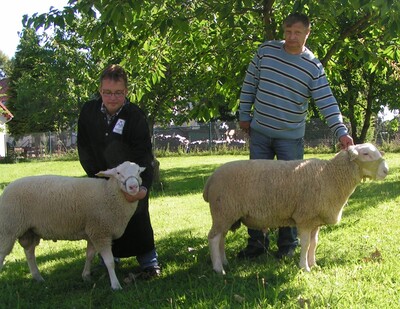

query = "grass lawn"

[0,152,399,308]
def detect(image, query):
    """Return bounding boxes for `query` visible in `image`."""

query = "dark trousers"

[112,197,156,258]
[247,227,298,250]
[246,130,304,250]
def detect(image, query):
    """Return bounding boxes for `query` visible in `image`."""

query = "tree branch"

[321,12,376,67]
[263,0,276,40]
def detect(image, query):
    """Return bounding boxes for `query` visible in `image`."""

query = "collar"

[100,99,128,116]
[100,100,128,124]
[282,43,306,55]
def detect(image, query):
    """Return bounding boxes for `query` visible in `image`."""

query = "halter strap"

[122,175,142,187]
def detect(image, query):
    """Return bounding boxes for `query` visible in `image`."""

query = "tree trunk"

[152,157,162,191]
[358,74,375,143]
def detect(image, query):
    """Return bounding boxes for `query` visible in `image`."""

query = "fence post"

[49,131,52,155]
[152,129,156,151]
[208,122,212,150]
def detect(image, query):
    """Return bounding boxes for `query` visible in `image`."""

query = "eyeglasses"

[101,90,126,98]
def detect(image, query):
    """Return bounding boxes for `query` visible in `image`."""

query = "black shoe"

[274,247,295,260]
[140,265,162,280]
[237,245,267,259]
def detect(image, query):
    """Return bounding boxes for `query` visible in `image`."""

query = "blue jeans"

[136,248,159,269]
[247,129,304,251]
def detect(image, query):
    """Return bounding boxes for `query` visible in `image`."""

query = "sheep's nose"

[127,183,138,191]
[129,184,138,190]
[124,176,140,193]
[383,165,389,176]
[378,161,389,179]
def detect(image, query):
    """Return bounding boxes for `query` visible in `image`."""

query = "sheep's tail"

[203,175,212,202]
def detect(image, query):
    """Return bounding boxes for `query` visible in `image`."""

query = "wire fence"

[3,119,365,159]
[6,130,77,159]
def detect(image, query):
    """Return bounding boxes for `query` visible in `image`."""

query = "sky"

[0,0,69,59]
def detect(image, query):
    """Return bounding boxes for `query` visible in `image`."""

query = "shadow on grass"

[1,159,398,307]
[1,245,86,281]
[0,241,164,308]
[0,244,111,308]
[0,228,304,307]
[130,228,305,306]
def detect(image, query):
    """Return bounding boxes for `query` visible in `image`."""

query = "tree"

[305,0,400,142]
[27,1,283,129]
[26,0,400,142]
[6,26,98,137]
[0,50,11,78]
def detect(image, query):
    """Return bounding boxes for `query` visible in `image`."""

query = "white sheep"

[0,161,145,290]
[203,143,388,274]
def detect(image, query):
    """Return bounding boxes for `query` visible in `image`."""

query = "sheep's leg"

[89,237,122,290]
[220,232,228,266]
[208,230,225,275]
[0,236,16,271]
[307,227,320,268]
[18,231,44,282]
[297,228,311,272]
[82,240,96,282]
[97,246,122,290]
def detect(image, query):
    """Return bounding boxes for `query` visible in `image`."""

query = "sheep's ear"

[95,167,117,178]
[347,145,359,161]
[139,167,146,174]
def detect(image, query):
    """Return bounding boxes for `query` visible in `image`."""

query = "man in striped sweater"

[238,13,354,259]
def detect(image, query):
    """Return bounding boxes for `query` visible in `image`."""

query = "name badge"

[113,119,125,135]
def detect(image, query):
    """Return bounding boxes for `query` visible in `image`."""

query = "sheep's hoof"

[111,283,123,290]
[300,266,311,272]
[33,274,45,282]
[82,274,92,282]
[310,263,320,271]
[213,268,226,275]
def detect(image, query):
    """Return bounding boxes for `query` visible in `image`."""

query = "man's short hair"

[283,13,310,29]
[100,64,128,87]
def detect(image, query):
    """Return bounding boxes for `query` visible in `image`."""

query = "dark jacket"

[77,97,155,257]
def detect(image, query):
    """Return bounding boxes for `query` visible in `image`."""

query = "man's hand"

[123,186,147,203]
[239,121,251,134]
[339,134,354,150]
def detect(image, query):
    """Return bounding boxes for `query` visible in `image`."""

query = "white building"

[0,103,13,157]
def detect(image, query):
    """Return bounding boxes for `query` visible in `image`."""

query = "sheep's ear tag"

[348,146,359,161]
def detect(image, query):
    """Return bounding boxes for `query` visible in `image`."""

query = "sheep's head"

[347,143,389,180]
[95,162,146,195]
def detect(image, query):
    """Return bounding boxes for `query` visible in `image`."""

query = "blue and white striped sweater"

[239,40,348,140]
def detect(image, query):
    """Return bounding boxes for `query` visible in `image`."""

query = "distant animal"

[203,143,388,274]
[0,161,145,290]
